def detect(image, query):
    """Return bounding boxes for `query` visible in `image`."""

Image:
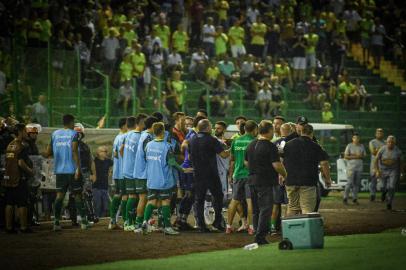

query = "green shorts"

[125,178,137,194]
[114,179,127,196]
[56,174,83,194]
[147,188,173,200]
[135,179,147,194]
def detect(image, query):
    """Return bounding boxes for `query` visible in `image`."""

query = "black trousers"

[251,185,274,242]
[194,177,224,228]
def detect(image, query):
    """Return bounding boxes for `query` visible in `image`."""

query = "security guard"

[3,123,34,233]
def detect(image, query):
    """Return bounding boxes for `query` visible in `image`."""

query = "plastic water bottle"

[401,228,406,236]
[244,243,259,250]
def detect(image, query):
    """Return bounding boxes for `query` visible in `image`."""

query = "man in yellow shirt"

[304,26,319,74]
[153,17,171,54]
[217,0,230,28]
[206,59,220,85]
[130,42,146,102]
[215,26,228,57]
[228,20,246,58]
[338,77,360,109]
[250,16,267,59]
[171,24,189,56]
[120,54,133,82]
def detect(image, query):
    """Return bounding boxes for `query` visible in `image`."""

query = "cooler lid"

[281,212,321,220]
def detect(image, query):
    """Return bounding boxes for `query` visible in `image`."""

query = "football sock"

[54,197,64,223]
[126,197,136,225]
[74,196,87,223]
[143,204,156,222]
[162,205,171,228]
[109,196,120,223]
[120,200,128,223]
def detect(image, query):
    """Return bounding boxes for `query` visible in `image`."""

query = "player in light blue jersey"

[121,114,147,231]
[133,116,159,230]
[45,114,88,231]
[140,122,192,235]
[108,118,128,230]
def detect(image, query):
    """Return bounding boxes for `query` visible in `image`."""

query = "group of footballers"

[107,109,293,236]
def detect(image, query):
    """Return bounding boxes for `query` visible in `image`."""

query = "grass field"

[60,230,406,270]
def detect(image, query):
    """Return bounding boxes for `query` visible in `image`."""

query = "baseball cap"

[296,116,308,125]
[26,123,42,134]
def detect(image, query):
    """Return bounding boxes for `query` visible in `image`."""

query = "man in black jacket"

[245,120,287,245]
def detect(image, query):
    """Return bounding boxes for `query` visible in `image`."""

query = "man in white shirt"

[202,17,216,58]
[101,29,120,76]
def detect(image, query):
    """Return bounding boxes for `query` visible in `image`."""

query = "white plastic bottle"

[244,243,259,250]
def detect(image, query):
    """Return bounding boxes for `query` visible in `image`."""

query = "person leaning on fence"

[283,124,331,216]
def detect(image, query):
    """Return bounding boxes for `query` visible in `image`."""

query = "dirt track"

[1,194,406,270]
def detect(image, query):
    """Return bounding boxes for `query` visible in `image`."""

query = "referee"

[245,120,287,245]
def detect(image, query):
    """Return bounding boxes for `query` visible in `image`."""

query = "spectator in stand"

[371,18,386,70]
[250,16,267,59]
[101,28,120,77]
[304,74,321,108]
[240,54,255,82]
[189,0,204,48]
[338,76,360,110]
[256,81,273,118]
[215,26,228,57]
[343,4,361,47]
[249,63,264,99]
[228,20,246,59]
[218,55,236,83]
[166,70,186,114]
[189,47,208,80]
[117,80,134,113]
[216,0,230,30]
[359,12,374,65]
[171,24,189,57]
[31,94,48,127]
[74,33,90,84]
[210,79,233,117]
[206,59,221,86]
[202,17,216,58]
[304,25,319,75]
[120,53,133,82]
[91,146,112,219]
[354,78,375,112]
[274,59,293,89]
[265,17,281,60]
[330,32,348,77]
[150,42,164,77]
[153,17,171,56]
[130,42,146,104]
[313,11,328,65]
[320,102,334,145]
[166,48,183,75]
[292,32,307,85]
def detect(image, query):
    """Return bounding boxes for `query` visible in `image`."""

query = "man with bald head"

[374,136,402,210]
[189,119,230,232]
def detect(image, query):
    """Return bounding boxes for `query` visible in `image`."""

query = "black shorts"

[5,180,28,207]
[273,185,288,204]
[232,179,252,201]
[180,171,194,191]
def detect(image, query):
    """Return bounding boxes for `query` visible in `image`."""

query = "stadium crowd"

[0,111,403,246]
[0,0,405,121]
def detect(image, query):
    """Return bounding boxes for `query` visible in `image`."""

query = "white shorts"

[143,67,151,84]
[306,53,316,68]
[293,57,306,70]
[231,45,247,58]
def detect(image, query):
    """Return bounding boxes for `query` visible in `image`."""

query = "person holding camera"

[3,123,34,233]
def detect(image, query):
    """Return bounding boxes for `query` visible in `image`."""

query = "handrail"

[76,48,82,122]
[92,69,110,128]
[196,80,211,118]
[230,81,244,116]
[132,78,137,116]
